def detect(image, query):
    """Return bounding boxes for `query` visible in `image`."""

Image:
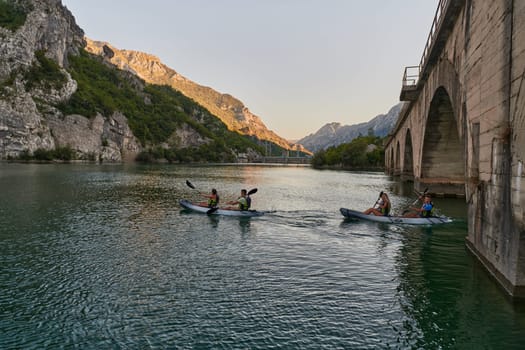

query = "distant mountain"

[297,103,404,152]
[85,38,311,155]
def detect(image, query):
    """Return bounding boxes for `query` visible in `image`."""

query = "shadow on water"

[391,220,525,349]
[339,217,388,229]
[335,212,525,349]
[207,214,221,228]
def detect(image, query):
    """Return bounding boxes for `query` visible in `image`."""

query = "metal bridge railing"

[419,0,450,71]
[402,66,420,87]
[401,0,450,88]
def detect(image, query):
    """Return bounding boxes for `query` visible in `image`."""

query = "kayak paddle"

[206,207,219,214]
[187,180,217,213]
[373,191,384,209]
[186,180,196,189]
[402,188,428,214]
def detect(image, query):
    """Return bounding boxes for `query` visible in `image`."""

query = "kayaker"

[403,194,434,217]
[363,192,391,216]
[197,188,219,208]
[226,189,249,211]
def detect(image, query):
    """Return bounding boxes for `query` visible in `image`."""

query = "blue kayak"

[340,208,452,225]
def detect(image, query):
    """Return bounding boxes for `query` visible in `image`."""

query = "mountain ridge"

[84,38,311,155]
[0,0,270,162]
[297,103,404,152]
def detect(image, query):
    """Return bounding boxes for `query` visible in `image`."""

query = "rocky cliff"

[1,0,278,162]
[0,0,141,161]
[297,103,404,152]
[84,38,310,155]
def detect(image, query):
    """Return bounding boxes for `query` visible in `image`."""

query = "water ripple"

[1,164,524,349]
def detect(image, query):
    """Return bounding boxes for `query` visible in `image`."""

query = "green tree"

[0,0,29,31]
[311,135,385,169]
[58,49,264,162]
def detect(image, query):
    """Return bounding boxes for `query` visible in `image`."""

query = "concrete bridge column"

[463,0,525,298]
[386,0,525,297]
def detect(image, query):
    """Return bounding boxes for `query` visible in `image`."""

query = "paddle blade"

[410,187,429,206]
[207,207,219,215]
[186,180,195,189]
[413,188,429,196]
[248,188,258,195]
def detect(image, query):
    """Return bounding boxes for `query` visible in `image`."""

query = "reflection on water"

[1,163,524,349]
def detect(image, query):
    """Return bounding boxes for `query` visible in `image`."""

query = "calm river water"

[1,163,524,349]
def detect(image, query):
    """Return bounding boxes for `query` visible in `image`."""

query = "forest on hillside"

[310,135,385,169]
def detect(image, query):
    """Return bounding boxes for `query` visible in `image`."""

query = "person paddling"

[226,189,249,211]
[197,188,219,208]
[403,194,434,218]
[363,192,391,216]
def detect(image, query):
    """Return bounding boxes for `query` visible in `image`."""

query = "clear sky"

[61,0,437,140]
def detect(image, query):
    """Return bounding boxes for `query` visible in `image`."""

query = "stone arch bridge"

[385,0,525,298]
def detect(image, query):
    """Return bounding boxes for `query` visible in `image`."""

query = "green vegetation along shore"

[310,135,385,169]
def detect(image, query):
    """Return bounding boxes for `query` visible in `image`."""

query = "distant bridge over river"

[252,156,311,165]
[385,0,525,298]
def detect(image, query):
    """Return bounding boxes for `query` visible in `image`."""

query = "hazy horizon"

[62,0,437,139]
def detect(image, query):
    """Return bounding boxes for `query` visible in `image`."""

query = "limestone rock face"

[47,112,142,162]
[85,38,310,154]
[0,0,142,161]
[0,89,56,156]
[170,123,212,149]
[0,0,84,80]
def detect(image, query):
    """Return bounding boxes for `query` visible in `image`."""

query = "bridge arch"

[389,148,394,175]
[395,140,401,175]
[403,129,414,181]
[420,86,465,191]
